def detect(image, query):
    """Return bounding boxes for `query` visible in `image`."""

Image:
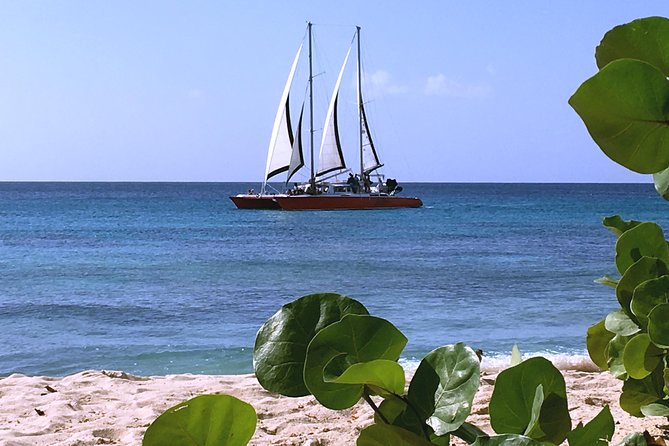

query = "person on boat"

[347,173,360,193]
[362,173,371,193]
[353,174,361,193]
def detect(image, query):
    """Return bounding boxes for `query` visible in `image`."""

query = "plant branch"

[362,391,390,425]
[397,395,432,441]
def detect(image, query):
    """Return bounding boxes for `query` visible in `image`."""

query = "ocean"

[1,182,667,377]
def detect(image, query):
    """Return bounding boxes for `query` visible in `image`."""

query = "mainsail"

[264,44,303,185]
[287,103,304,182]
[316,46,351,178]
[360,100,382,173]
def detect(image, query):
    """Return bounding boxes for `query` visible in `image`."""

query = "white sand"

[0,369,664,445]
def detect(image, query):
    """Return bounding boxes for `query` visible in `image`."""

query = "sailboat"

[230,23,422,211]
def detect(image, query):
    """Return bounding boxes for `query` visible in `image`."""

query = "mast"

[308,22,315,191]
[357,26,363,181]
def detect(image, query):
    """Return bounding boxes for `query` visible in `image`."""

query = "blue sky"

[1,1,667,182]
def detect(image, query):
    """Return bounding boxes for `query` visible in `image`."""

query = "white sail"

[317,46,351,178]
[264,44,303,183]
[355,28,382,175]
[360,101,382,173]
[287,103,304,182]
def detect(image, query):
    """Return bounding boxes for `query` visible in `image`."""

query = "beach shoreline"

[0,369,664,445]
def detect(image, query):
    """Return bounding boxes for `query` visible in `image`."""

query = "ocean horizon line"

[0,180,653,185]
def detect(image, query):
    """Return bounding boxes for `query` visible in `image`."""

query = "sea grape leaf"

[603,215,642,238]
[330,359,405,397]
[511,344,522,366]
[617,256,668,318]
[605,309,641,336]
[375,397,428,438]
[356,423,434,446]
[429,433,451,446]
[489,357,570,444]
[630,275,669,328]
[653,166,669,201]
[587,319,615,370]
[566,405,614,446]
[664,367,669,395]
[453,422,489,444]
[304,314,407,410]
[647,303,669,348]
[620,366,665,417]
[641,401,669,417]
[615,223,669,275]
[522,384,544,438]
[406,343,480,435]
[142,394,256,446]
[569,59,669,175]
[606,334,633,379]
[253,293,368,396]
[623,333,663,379]
[595,275,619,288]
[471,434,544,446]
[617,432,649,446]
[595,16,669,76]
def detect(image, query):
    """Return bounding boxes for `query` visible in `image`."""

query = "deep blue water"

[1,182,667,376]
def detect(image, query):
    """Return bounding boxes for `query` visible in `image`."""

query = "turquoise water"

[1,182,667,376]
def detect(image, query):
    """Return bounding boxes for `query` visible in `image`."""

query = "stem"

[362,392,390,425]
[397,395,432,441]
[452,421,487,444]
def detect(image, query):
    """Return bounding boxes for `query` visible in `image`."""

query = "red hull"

[229,195,281,209]
[274,195,423,210]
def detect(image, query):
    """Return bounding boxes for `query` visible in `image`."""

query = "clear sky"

[1,1,667,182]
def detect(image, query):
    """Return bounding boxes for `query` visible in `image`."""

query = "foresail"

[264,44,303,182]
[317,46,351,178]
[287,103,304,183]
[360,101,382,173]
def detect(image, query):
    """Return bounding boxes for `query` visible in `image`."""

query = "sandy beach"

[0,367,664,445]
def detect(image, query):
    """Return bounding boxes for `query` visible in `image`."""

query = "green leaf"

[586,319,615,370]
[304,314,407,410]
[489,357,571,444]
[453,422,488,444]
[596,16,669,76]
[511,344,522,366]
[375,397,429,438]
[617,432,649,446]
[620,367,665,417]
[566,405,614,446]
[471,434,544,446]
[603,215,642,237]
[641,401,669,417]
[569,59,669,175]
[606,334,633,379]
[653,166,669,201]
[522,384,544,438]
[623,333,663,379]
[595,275,619,288]
[356,424,434,446]
[330,359,405,397]
[142,394,256,446]
[405,343,480,436]
[630,275,669,328]
[648,302,669,348]
[617,256,668,318]
[605,309,640,336]
[253,293,368,396]
[615,223,669,275]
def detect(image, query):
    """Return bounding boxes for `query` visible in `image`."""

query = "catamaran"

[230,23,422,211]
